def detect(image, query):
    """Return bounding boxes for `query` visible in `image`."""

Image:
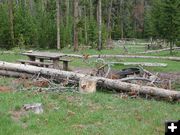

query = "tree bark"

[73,0,79,51]
[56,0,61,49]
[0,61,180,101]
[97,0,102,51]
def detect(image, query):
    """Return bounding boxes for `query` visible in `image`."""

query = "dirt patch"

[0,86,13,92]
[12,78,49,89]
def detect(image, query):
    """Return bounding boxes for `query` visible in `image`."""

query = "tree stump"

[79,77,97,93]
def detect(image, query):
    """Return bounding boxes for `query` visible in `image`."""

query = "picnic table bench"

[18,52,71,71]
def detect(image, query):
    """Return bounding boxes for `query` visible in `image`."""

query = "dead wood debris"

[12,74,79,93]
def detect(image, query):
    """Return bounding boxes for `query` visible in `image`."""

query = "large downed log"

[90,55,180,61]
[0,70,31,78]
[137,47,180,54]
[108,62,167,67]
[66,54,180,61]
[0,61,180,101]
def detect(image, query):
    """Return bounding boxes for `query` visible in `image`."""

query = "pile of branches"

[95,63,172,90]
[12,74,78,93]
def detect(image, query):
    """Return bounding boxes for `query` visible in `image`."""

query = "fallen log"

[0,61,179,101]
[109,62,167,67]
[0,70,31,78]
[65,54,180,61]
[90,55,180,61]
[136,47,180,54]
[120,77,156,82]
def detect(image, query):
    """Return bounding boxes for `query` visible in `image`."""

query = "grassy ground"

[0,47,180,135]
[0,91,180,135]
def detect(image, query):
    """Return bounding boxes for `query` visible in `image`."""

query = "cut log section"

[0,61,179,101]
[79,77,97,93]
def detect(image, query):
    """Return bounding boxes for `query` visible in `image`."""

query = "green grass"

[0,48,180,135]
[0,52,179,73]
[0,91,179,135]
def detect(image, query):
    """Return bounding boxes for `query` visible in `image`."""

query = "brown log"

[0,61,179,101]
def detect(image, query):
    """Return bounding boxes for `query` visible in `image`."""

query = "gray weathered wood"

[22,52,65,59]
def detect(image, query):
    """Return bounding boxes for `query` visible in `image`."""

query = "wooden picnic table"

[22,51,66,69]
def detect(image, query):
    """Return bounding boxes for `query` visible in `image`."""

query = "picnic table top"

[22,51,66,59]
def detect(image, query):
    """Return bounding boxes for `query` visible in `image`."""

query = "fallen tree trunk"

[0,61,179,101]
[137,47,180,54]
[89,55,180,61]
[120,77,156,82]
[0,70,32,78]
[109,62,167,67]
[65,54,180,61]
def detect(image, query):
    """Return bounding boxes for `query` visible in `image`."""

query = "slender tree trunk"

[29,0,34,16]
[120,0,124,39]
[56,0,61,49]
[98,0,102,51]
[133,0,137,37]
[65,0,70,46]
[73,0,79,51]
[84,6,88,45]
[66,0,69,26]
[89,0,93,20]
[107,0,113,48]
[8,0,14,47]
[170,41,173,55]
